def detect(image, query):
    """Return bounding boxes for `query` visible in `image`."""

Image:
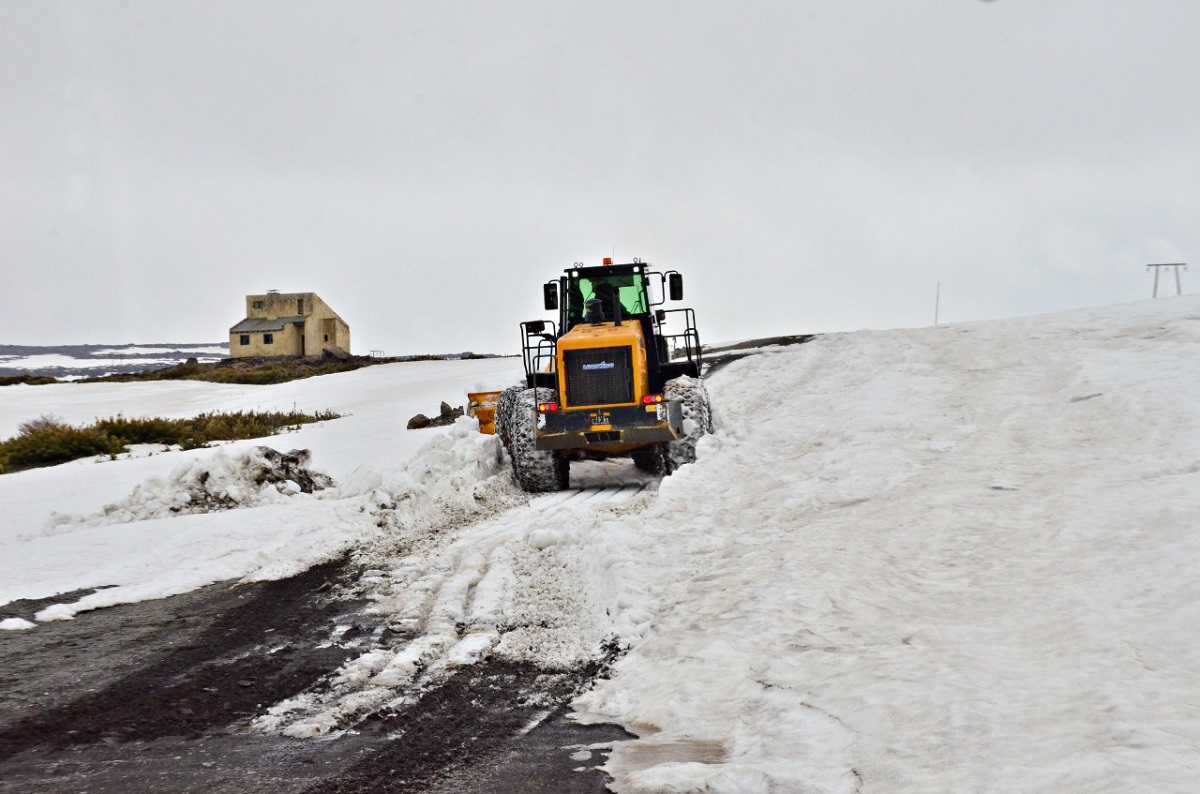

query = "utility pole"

[934,281,941,326]
[1146,263,1186,298]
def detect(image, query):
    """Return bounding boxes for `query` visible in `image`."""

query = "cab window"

[566,274,648,326]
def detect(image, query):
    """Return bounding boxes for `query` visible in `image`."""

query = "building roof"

[230,316,304,333]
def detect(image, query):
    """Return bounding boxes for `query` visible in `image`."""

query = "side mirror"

[524,320,546,334]
[668,272,684,301]
[543,282,559,311]
[655,309,666,322]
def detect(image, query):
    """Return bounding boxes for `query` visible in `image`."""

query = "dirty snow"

[4,298,1200,791]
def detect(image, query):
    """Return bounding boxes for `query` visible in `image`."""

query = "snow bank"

[40,446,334,533]
[0,358,522,623]
[573,296,1200,792]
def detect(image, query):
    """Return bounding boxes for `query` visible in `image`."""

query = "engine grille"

[564,346,634,407]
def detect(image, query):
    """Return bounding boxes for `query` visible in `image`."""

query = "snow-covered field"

[3,296,1200,792]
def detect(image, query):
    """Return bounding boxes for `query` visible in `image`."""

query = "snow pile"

[39,446,334,533]
[0,617,36,631]
[571,298,1200,793]
[357,415,513,516]
[331,415,528,567]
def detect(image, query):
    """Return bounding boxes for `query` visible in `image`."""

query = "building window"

[323,334,329,342]
[253,301,264,310]
[263,333,274,344]
[297,299,304,313]
[239,335,250,345]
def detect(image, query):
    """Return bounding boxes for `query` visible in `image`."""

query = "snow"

[89,346,229,356]
[0,354,116,370]
[0,617,36,631]
[4,298,1200,791]
[0,353,224,371]
[0,358,524,613]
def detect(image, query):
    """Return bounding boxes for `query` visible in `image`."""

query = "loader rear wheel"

[495,385,524,452]
[504,387,569,493]
[664,375,712,471]
[630,443,668,475]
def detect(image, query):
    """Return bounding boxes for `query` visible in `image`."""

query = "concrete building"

[229,291,350,358]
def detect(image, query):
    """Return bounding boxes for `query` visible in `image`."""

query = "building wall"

[307,314,350,354]
[299,294,351,355]
[229,291,350,358]
[244,292,308,321]
[230,321,303,357]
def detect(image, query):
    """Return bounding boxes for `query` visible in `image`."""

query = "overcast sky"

[3,1,1199,354]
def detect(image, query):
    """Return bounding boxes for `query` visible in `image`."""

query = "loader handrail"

[656,307,703,372]
[519,319,558,385]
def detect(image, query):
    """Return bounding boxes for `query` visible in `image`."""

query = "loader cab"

[524,259,702,392]
[559,264,651,332]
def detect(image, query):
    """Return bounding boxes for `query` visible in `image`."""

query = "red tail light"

[641,394,663,404]
[537,402,560,413]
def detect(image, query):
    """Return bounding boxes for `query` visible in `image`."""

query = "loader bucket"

[467,390,502,435]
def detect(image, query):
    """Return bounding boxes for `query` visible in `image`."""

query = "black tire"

[495,384,525,453]
[630,443,668,475]
[664,375,712,471]
[504,387,569,493]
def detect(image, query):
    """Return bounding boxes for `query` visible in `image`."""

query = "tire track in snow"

[255,476,654,738]
[531,483,648,511]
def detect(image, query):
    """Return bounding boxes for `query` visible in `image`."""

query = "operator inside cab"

[584,281,618,323]
[566,270,648,328]
[583,298,605,323]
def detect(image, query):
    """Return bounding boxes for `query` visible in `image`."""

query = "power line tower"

[1146,263,1187,298]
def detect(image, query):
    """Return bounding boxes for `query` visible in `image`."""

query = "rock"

[245,447,333,494]
[408,403,463,430]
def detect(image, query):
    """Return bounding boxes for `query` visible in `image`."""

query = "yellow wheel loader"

[486,258,711,493]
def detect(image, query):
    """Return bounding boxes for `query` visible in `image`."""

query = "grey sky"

[3,1,1198,354]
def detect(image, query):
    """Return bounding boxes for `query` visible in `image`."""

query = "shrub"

[82,358,369,386]
[0,375,59,386]
[18,414,66,435]
[0,424,125,471]
[0,409,341,474]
